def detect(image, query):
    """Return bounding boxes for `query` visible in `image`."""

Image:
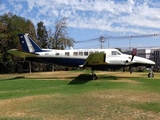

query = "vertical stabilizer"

[18,34,42,52]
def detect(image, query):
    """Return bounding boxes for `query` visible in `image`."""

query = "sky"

[1,0,160,49]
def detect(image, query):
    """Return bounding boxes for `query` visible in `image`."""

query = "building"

[137,49,151,59]
[150,48,160,68]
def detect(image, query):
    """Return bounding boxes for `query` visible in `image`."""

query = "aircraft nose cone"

[134,56,155,66]
[143,58,155,65]
[149,60,155,65]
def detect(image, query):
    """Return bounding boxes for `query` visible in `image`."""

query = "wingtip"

[7,49,17,52]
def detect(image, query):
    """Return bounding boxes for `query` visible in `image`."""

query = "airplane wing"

[7,49,38,58]
[81,52,108,67]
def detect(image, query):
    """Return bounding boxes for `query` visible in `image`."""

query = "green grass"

[0,79,122,99]
[1,76,159,100]
[131,102,160,113]
[131,78,160,92]
[0,72,160,120]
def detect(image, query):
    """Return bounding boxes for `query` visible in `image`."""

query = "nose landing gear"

[129,66,133,74]
[148,67,154,78]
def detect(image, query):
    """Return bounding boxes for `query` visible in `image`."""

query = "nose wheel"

[129,66,133,74]
[148,67,154,78]
[148,73,154,78]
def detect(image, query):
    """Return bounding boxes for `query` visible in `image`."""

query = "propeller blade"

[131,48,137,61]
[131,55,134,61]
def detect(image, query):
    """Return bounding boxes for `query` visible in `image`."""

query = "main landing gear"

[92,70,98,80]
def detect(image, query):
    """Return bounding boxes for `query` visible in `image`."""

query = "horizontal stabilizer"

[83,52,108,67]
[7,49,38,58]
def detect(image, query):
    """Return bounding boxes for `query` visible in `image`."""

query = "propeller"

[131,48,137,61]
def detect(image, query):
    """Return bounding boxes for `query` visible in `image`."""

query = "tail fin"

[18,34,42,52]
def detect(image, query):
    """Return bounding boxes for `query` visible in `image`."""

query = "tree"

[47,28,54,49]
[37,21,48,48]
[0,21,7,73]
[0,21,7,49]
[0,12,37,73]
[52,17,75,49]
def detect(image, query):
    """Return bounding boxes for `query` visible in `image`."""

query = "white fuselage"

[32,48,155,68]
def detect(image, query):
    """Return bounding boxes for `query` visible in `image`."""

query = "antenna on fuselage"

[70,46,73,50]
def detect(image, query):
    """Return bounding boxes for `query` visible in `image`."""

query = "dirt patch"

[0,90,159,120]
[0,95,55,117]
[94,90,160,103]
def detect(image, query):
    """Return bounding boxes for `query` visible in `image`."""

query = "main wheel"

[92,74,97,80]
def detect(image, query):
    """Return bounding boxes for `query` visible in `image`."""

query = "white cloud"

[0,4,6,14]
[14,4,23,13]
[2,0,160,34]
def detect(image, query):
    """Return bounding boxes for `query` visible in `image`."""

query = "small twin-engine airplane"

[8,34,155,80]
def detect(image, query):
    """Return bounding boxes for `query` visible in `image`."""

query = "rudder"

[18,34,42,52]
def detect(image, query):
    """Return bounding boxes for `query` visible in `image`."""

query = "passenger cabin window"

[65,52,69,56]
[111,51,121,55]
[73,52,78,56]
[79,52,83,56]
[84,52,88,56]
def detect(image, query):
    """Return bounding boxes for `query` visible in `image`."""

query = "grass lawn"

[0,71,159,120]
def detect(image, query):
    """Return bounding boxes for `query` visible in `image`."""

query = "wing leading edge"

[81,52,108,67]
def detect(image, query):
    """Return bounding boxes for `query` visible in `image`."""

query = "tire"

[92,74,97,80]
[148,73,154,78]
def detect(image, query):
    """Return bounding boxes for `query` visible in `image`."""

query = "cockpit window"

[117,51,121,55]
[111,51,121,55]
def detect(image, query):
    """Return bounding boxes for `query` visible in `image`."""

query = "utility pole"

[107,36,110,48]
[129,38,132,54]
[99,36,105,49]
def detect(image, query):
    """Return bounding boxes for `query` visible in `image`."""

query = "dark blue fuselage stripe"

[26,57,86,67]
